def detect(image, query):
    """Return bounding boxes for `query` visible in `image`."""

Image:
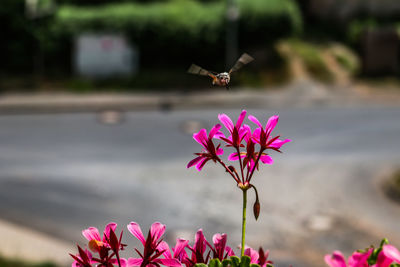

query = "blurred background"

[4,0,400,90]
[1,0,400,267]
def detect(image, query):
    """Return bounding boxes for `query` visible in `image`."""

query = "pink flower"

[376,245,400,267]
[211,233,235,261]
[159,238,190,264]
[248,114,291,152]
[257,247,274,267]
[218,110,248,148]
[82,222,117,252]
[325,249,372,267]
[187,124,224,171]
[127,222,181,267]
[70,246,94,267]
[244,247,259,264]
[325,251,348,267]
[187,229,210,266]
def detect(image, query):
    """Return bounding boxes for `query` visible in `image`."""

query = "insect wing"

[229,53,254,74]
[187,64,211,76]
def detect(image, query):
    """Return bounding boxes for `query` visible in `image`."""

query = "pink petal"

[127,258,143,267]
[82,227,101,241]
[173,239,189,259]
[265,115,279,135]
[127,222,146,246]
[248,115,263,128]
[269,139,291,149]
[348,249,371,267]
[216,147,224,156]
[155,258,182,267]
[187,156,203,169]
[218,114,234,133]
[244,247,259,264]
[235,110,247,129]
[103,222,117,241]
[379,245,400,266]
[150,222,166,241]
[159,241,172,258]
[252,128,262,143]
[209,124,222,139]
[241,124,252,142]
[196,158,209,171]
[193,129,208,148]
[194,229,207,254]
[111,258,128,267]
[324,251,347,267]
[383,245,400,262]
[213,233,227,249]
[228,152,243,161]
[225,246,235,256]
[260,155,273,165]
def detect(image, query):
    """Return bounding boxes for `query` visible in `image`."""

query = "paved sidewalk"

[0,81,399,114]
[0,80,399,266]
[0,219,74,266]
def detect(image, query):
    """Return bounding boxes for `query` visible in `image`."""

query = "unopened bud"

[253,200,260,220]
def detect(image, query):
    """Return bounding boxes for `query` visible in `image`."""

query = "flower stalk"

[241,187,248,257]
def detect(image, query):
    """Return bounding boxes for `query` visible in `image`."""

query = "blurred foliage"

[49,0,302,69]
[347,19,379,44]
[1,0,303,86]
[280,39,333,82]
[0,255,56,267]
[329,43,360,75]
[383,169,400,204]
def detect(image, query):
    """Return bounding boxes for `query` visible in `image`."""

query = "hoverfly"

[187,53,254,90]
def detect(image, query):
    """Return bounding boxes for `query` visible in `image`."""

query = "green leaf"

[230,256,240,267]
[250,264,261,267]
[194,264,208,267]
[209,259,222,267]
[240,256,251,267]
[222,259,232,267]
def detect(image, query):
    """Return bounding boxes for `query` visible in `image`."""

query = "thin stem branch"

[216,158,241,184]
[236,146,245,183]
[116,252,122,267]
[241,188,248,257]
[246,148,265,183]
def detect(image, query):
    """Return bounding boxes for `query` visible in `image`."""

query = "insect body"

[187,53,254,90]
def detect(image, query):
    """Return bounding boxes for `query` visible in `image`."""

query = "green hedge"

[53,0,302,46]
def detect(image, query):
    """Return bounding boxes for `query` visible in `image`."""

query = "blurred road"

[0,106,400,266]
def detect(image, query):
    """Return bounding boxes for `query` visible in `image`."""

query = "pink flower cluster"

[325,242,400,267]
[70,221,273,267]
[187,110,291,188]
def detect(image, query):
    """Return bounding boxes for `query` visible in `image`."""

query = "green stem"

[241,188,248,257]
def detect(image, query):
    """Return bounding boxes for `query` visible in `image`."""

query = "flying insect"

[187,53,254,90]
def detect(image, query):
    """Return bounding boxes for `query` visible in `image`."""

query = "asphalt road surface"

[0,107,399,266]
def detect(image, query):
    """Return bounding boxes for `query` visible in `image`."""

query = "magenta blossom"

[325,244,400,267]
[228,124,273,172]
[325,249,373,267]
[248,114,291,152]
[127,222,181,267]
[376,244,400,267]
[159,238,190,264]
[211,233,235,261]
[218,110,248,148]
[187,229,211,267]
[82,222,118,252]
[187,124,224,171]
[70,246,94,267]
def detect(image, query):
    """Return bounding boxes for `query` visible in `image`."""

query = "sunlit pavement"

[0,83,400,266]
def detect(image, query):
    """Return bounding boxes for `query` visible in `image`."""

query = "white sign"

[74,33,138,78]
